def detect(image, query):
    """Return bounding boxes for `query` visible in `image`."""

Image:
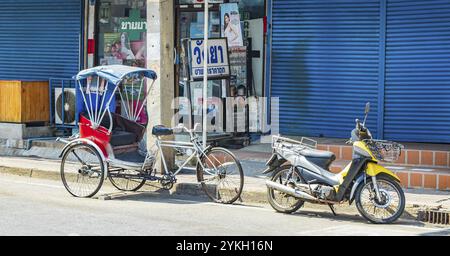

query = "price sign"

[189,38,230,81]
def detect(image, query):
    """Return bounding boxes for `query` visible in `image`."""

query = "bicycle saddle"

[152,125,173,136]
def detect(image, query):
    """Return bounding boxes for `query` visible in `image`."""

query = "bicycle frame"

[154,136,217,177]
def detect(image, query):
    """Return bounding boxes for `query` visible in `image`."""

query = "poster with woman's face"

[102,32,146,67]
[221,3,244,47]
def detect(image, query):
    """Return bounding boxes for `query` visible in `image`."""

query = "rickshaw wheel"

[60,143,105,198]
[108,169,146,191]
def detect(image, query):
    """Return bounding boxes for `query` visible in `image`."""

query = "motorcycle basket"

[364,139,404,163]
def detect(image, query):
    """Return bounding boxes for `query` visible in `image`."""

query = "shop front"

[0,0,84,133]
[269,0,450,143]
[174,0,268,144]
[0,0,83,80]
[84,0,268,145]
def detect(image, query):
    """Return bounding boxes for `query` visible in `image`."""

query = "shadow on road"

[283,207,427,228]
[418,228,450,236]
[97,189,210,205]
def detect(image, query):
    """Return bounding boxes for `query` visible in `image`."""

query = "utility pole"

[202,0,209,147]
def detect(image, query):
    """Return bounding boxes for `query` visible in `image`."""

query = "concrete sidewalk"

[0,155,449,213]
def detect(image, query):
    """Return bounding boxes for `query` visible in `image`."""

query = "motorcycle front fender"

[348,162,400,205]
[365,162,400,182]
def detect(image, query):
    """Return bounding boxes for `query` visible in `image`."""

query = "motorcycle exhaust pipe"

[266,180,317,202]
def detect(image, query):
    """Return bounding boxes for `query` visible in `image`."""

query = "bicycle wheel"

[60,143,105,198]
[108,169,146,191]
[196,147,244,204]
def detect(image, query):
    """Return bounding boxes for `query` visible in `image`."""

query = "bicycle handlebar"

[173,123,201,137]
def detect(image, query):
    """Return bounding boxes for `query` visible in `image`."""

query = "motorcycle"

[264,103,405,224]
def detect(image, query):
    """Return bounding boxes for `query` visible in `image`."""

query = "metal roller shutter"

[271,0,380,138]
[384,0,450,143]
[0,0,82,80]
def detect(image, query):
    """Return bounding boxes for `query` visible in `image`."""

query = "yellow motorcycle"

[265,103,405,224]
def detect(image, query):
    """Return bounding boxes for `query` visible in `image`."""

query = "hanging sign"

[189,38,230,81]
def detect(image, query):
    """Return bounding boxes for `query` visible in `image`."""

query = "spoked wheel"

[60,143,105,198]
[267,165,305,213]
[196,147,244,204]
[108,169,146,191]
[355,175,405,224]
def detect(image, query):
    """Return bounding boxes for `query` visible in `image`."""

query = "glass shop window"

[97,0,147,68]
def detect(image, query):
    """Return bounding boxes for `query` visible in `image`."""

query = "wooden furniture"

[0,80,49,123]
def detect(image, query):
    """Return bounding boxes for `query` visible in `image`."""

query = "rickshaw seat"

[81,112,145,147]
[152,125,173,136]
[108,113,145,147]
[110,130,137,147]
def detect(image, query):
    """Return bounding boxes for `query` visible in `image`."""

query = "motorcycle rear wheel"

[267,165,305,214]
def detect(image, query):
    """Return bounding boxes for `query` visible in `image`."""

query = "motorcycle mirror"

[365,102,370,115]
[362,102,370,126]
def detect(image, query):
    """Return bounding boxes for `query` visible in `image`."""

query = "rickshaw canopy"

[74,65,157,86]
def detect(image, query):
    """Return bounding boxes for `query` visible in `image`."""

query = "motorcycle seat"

[152,125,173,136]
[300,149,335,159]
[300,149,336,170]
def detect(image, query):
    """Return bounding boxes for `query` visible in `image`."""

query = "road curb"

[0,166,433,221]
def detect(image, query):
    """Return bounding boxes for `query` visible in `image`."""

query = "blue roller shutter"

[384,0,450,143]
[271,0,380,138]
[0,0,82,80]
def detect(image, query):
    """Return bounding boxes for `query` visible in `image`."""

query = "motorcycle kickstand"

[328,204,337,216]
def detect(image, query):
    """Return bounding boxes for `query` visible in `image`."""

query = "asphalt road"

[0,173,449,236]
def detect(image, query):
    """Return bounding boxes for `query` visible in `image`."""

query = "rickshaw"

[57,65,244,204]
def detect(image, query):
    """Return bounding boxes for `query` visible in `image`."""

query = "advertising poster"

[101,32,146,67]
[102,33,123,65]
[229,46,247,88]
[220,3,244,47]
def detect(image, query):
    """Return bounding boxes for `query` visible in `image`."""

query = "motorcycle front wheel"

[355,175,405,224]
[267,165,305,214]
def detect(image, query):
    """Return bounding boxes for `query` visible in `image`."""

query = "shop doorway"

[174,1,267,146]
[174,4,230,141]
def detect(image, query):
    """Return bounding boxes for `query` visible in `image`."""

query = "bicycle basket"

[364,140,404,163]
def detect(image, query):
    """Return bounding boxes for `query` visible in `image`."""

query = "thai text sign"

[119,9,147,41]
[189,38,230,81]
